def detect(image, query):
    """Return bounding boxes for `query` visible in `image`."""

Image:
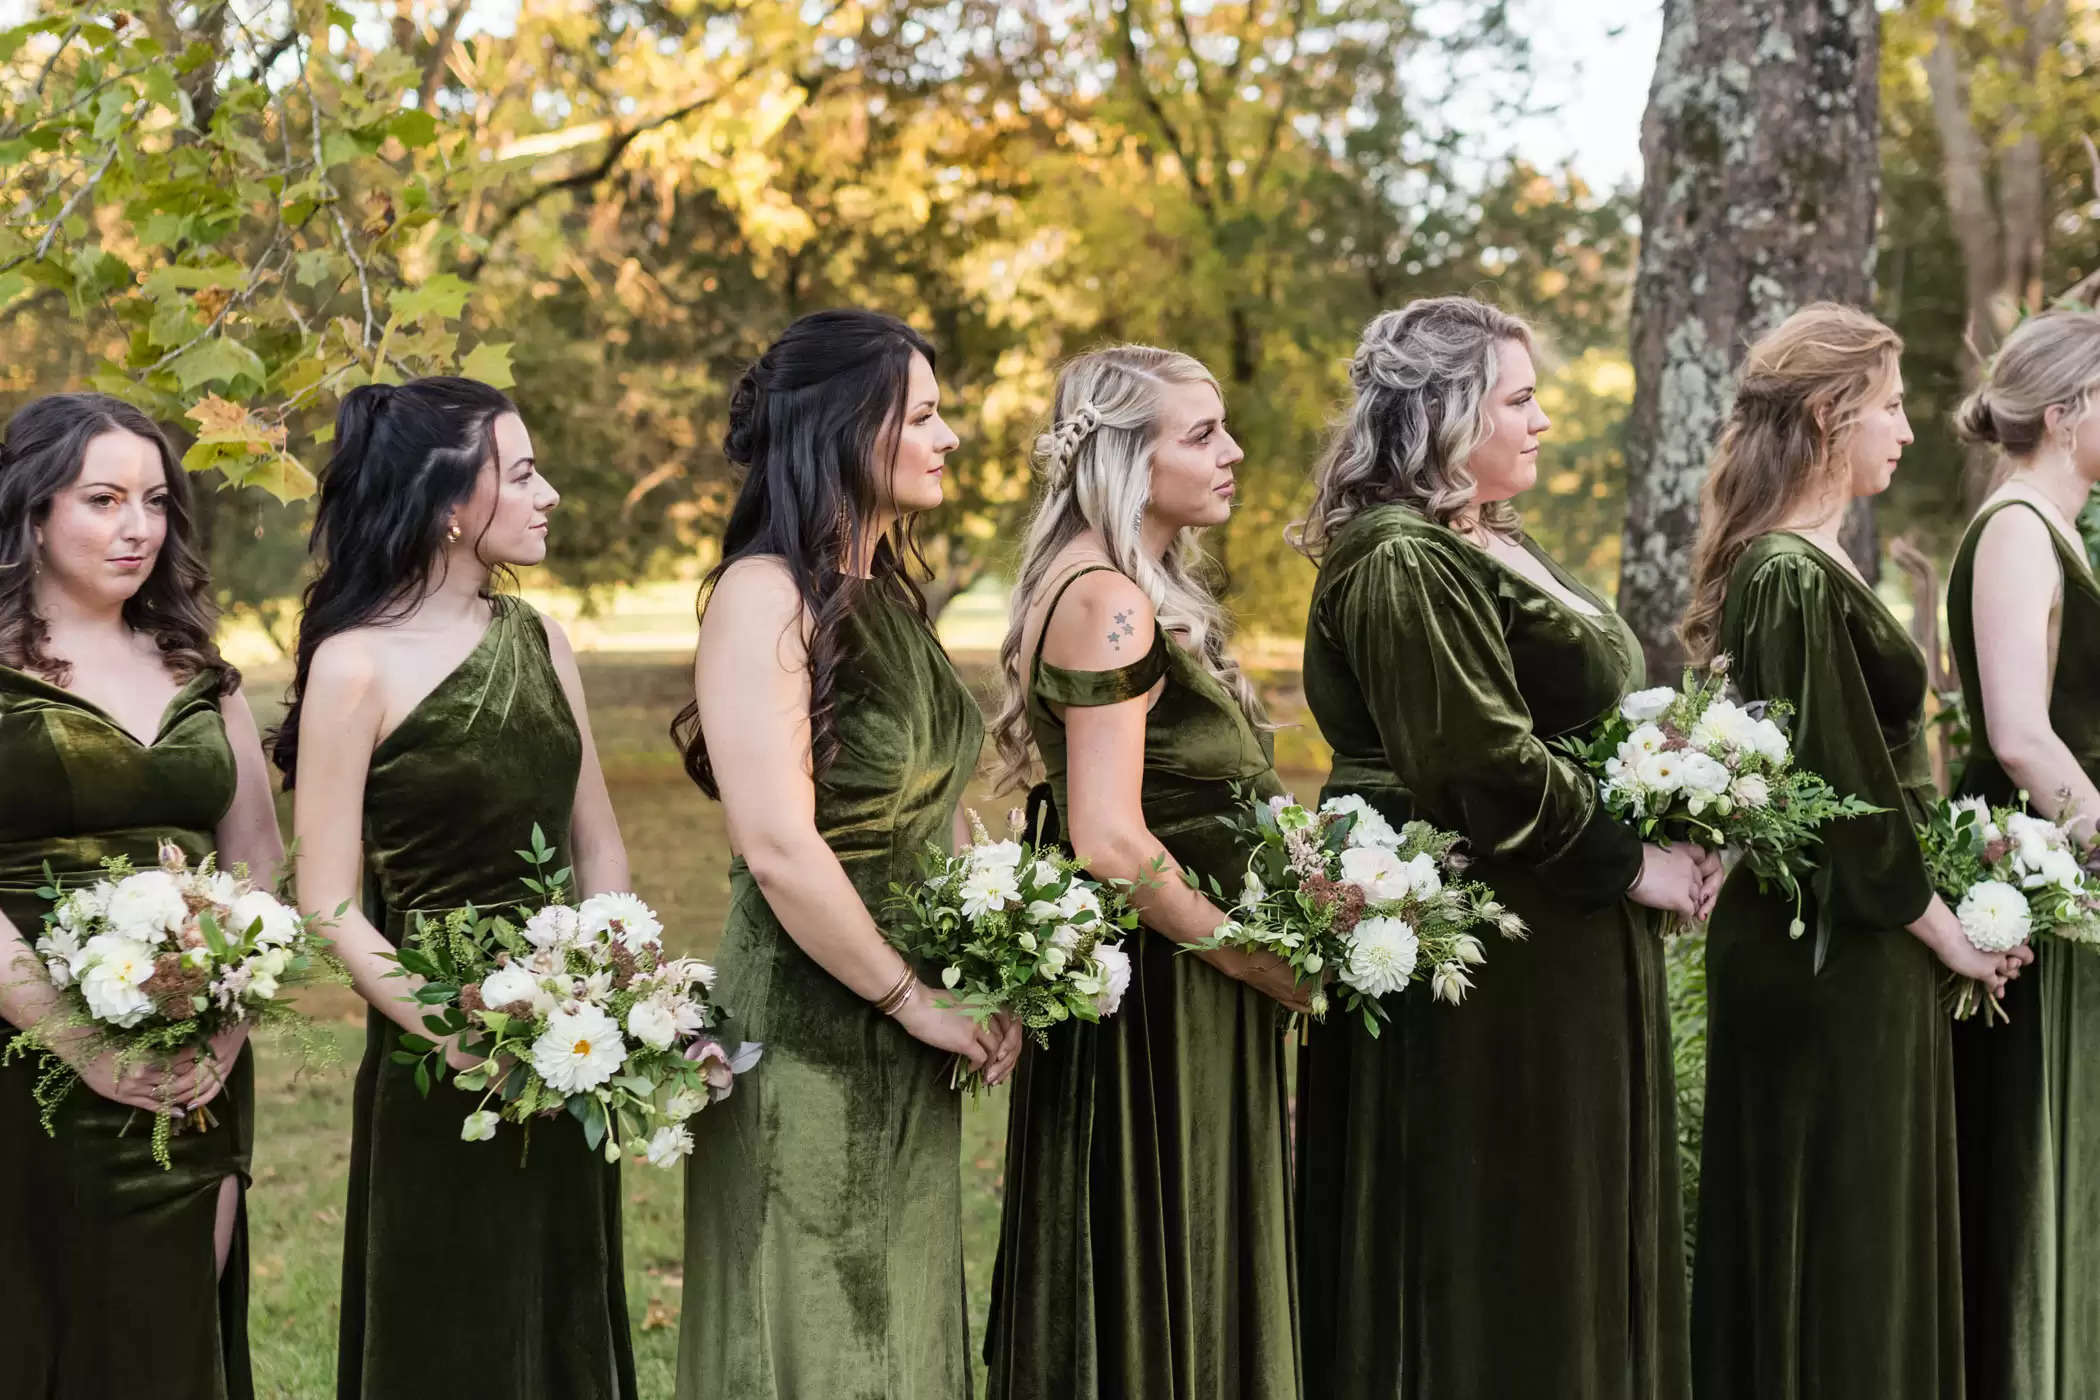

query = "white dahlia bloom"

[967,840,1025,875]
[1957,881,2032,953]
[105,870,187,943]
[626,998,680,1051]
[530,1003,627,1094]
[1341,917,1420,998]
[78,936,157,1026]
[1619,687,1678,724]
[1319,794,1401,850]
[959,863,1021,918]
[579,892,663,951]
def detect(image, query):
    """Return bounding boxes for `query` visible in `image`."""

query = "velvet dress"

[1293,504,1687,1400]
[336,595,637,1400]
[1948,498,2100,1400]
[0,663,254,1400]
[677,586,986,1400]
[983,564,1301,1400]
[1690,532,1957,1399]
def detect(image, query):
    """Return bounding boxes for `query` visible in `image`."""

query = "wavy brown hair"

[1680,303,1902,662]
[1292,296,1532,561]
[0,392,233,693]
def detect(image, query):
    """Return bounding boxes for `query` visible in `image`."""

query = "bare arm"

[1047,573,1309,1011]
[1971,507,2100,838]
[698,559,1006,1077]
[216,688,285,891]
[542,617,631,897]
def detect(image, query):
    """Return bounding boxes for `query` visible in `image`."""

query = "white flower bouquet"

[1194,789,1525,1034]
[1918,797,2100,1021]
[1559,659,1881,939]
[885,809,1140,1091]
[389,826,760,1168]
[5,842,341,1167]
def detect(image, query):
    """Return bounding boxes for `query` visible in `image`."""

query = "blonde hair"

[1680,302,1902,662]
[1292,296,1532,560]
[991,345,1263,791]
[1954,308,2100,466]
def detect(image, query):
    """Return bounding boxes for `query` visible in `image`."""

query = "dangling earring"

[1133,497,1147,533]
[445,519,462,544]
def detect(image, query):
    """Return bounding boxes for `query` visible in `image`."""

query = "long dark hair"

[0,392,233,693]
[672,309,938,798]
[272,376,516,784]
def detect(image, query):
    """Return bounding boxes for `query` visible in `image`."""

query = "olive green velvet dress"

[0,663,254,1400]
[337,596,636,1400]
[1691,532,1956,1399]
[1948,499,2100,1400]
[677,586,986,1400]
[1293,505,1685,1400]
[983,565,1300,1400]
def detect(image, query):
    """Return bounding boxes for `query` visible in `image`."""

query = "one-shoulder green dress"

[983,564,1300,1400]
[1691,533,1956,1399]
[1294,505,1685,1400]
[677,586,986,1400]
[336,596,636,1400]
[1948,498,2100,1400]
[0,663,253,1400]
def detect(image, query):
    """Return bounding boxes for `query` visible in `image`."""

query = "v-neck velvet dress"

[982,565,1299,1400]
[1948,499,2100,1400]
[335,596,637,1400]
[0,663,253,1400]
[1690,532,1956,1400]
[676,587,986,1400]
[1293,504,1686,1400]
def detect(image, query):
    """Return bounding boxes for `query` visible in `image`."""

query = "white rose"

[529,1003,627,1094]
[1341,916,1420,998]
[78,936,157,1027]
[1088,942,1132,1016]
[2027,847,2086,895]
[1750,719,1790,764]
[479,963,539,1010]
[1338,846,1413,903]
[2005,812,2067,874]
[1319,794,1401,850]
[460,1110,500,1142]
[578,892,664,951]
[523,904,581,950]
[1677,753,1732,797]
[104,870,187,942]
[643,1122,694,1168]
[1619,687,1678,724]
[1957,880,2032,953]
[1399,852,1443,900]
[967,840,1024,874]
[227,890,299,947]
[627,998,680,1050]
[1729,774,1771,809]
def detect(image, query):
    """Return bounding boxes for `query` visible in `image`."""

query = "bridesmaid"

[1946,309,2100,1399]
[1290,296,1713,1400]
[982,346,1309,1400]
[277,378,638,1400]
[673,309,1021,1400]
[0,393,280,1400]
[1684,303,2026,1398]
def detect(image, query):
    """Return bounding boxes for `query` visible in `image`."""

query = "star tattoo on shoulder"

[1113,611,1136,636]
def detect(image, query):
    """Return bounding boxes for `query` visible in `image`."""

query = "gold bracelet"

[873,965,916,1016]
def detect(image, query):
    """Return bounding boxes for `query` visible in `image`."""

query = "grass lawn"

[240,646,1325,1398]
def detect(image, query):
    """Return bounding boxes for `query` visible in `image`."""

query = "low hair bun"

[723,368,762,467]
[1952,389,2000,446]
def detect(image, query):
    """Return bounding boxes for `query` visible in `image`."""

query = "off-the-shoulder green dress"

[677,585,986,1400]
[336,595,637,1400]
[1690,532,1956,1399]
[1948,499,2100,1400]
[1293,505,1685,1400]
[0,663,252,1400]
[983,564,1299,1400]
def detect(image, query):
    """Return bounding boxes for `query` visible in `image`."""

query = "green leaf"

[458,340,515,389]
[245,451,317,505]
[388,108,439,148]
[413,1059,432,1097]
[398,1034,437,1053]
[169,336,266,392]
[389,273,471,324]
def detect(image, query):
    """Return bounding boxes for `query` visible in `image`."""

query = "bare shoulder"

[218,683,263,735]
[1972,497,2065,585]
[306,628,385,700]
[1041,568,1157,672]
[700,554,810,671]
[533,610,580,665]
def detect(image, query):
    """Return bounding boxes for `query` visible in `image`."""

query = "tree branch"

[1114,0,1215,222]
[0,144,117,275]
[419,5,471,112]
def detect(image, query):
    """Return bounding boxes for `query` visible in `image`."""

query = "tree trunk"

[1618,0,1883,680]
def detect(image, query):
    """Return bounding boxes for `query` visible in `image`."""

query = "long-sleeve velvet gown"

[1948,498,2100,1400]
[1293,504,1687,1400]
[677,586,986,1400]
[983,564,1300,1400]
[336,595,637,1400]
[0,663,253,1400]
[1690,531,1958,1399]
